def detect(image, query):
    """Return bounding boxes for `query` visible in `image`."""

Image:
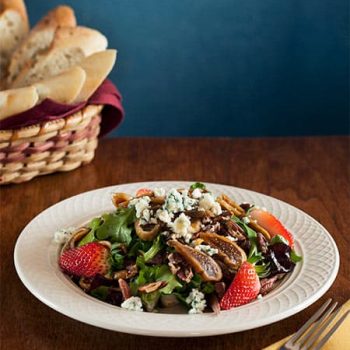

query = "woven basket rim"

[0,104,102,134]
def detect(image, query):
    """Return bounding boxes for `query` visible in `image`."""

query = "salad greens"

[59,183,301,314]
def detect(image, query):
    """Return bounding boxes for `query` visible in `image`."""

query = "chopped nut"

[138,281,167,293]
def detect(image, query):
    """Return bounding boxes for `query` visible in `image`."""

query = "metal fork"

[280,298,350,350]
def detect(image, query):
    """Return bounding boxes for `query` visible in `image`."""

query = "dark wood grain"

[1,136,349,350]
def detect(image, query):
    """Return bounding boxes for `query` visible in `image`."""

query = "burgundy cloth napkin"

[0,80,124,137]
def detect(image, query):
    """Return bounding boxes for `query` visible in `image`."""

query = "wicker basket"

[0,104,103,185]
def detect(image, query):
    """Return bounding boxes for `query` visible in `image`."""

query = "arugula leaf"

[110,250,124,270]
[144,235,163,262]
[290,250,302,263]
[78,217,102,246]
[140,290,160,312]
[189,274,202,289]
[270,234,289,246]
[254,263,271,278]
[95,207,136,245]
[90,286,109,301]
[173,292,189,306]
[131,257,182,295]
[202,282,215,294]
[190,182,206,190]
[155,265,183,294]
[232,216,256,238]
[233,216,271,277]
[128,238,153,257]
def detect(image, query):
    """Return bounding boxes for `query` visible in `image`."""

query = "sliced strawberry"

[136,188,154,197]
[220,261,260,309]
[59,242,110,277]
[250,209,294,247]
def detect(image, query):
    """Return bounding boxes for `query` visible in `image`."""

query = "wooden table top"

[1,136,349,350]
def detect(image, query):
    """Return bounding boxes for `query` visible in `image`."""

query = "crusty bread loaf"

[34,66,86,104]
[7,5,76,87]
[75,49,116,103]
[0,0,29,86]
[0,86,38,120]
[11,26,108,88]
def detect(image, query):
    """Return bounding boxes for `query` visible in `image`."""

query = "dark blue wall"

[28,0,349,137]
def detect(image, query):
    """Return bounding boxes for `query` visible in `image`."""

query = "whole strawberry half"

[250,208,294,247]
[220,262,261,310]
[59,242,110,277]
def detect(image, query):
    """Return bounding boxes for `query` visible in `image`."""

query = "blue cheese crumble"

[198,193,222,216]
[186,288,206,314]
[154,187,166,197]
[121,296,144,312]
[191,188,202,199]
[195,244,218,256]
[156,209,173,223]
[129,196,151,221]
[53,227,75,244]
[182,190,198,210]
[164,189,185,213]
[170,213,192,243]
[242,216,250,224]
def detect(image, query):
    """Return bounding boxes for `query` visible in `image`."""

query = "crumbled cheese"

[186,288,206,314]
[141,208,151,223]
[53,227,75,244]
[164,189,184,213]
[149,217,158,224]
[170,213,192,243]
[121,296,144,312]
[198,193,222,215]
[156,209,173,223]
[182,190,198,210]
[242,216,250,224]
[226,235,238,241]
[191,188,202,199]
[129,196,151,219]
[154,187,166,197]
[195,244,218,256]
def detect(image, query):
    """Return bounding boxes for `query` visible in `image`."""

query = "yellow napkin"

[263,299,350,350]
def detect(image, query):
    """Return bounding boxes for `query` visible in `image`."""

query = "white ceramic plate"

[14,181,339,337]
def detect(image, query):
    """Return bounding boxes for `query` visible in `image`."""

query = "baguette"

[33,66,86,104]
[11,26,108,88]
[0,0,29,86]
[7,5,76,87]
[74,49,116,103]
[0,86,38,120]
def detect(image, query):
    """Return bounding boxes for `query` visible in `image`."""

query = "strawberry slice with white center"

[59,242,110,277]
[220,261,261,309]
[250,208,294,247]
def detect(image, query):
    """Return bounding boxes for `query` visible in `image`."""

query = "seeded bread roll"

[11,26,108,88]
[74,49,117,103]
[7,5,77,87]
[33,66,86,104]
[0,86,38,120]
[0,0,29,87]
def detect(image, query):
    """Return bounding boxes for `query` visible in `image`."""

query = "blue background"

[28,0,349,137]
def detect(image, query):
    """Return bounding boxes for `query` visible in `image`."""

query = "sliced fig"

[112,192,132,208]
[135,219,160,241]
[61,227,91,252]
[199,232,247,270]
[167,240,222,282]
